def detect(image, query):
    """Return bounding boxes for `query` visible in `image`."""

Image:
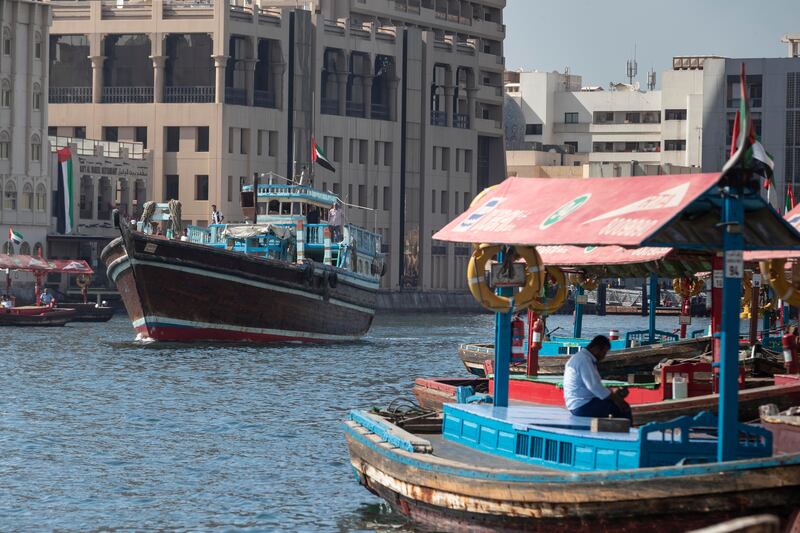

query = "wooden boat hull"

[344,417,800,532]
[459,337,712,378]
[0,307,76,326]
[100,226,377,343]
[412,376,800,424]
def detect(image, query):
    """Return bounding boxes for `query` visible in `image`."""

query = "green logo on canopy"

[584,246,597,253]
[539,194,591,229]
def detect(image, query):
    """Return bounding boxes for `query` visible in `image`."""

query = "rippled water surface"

[1,312,709,531]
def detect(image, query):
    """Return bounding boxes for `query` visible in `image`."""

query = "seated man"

[0,294,12,309]
[563,335,631,420]
[39,288,54,306]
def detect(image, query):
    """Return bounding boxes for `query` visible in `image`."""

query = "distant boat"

[102,177,385,343]
[0,306,76,327]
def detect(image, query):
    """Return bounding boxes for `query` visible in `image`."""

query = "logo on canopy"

[539,194,591,229]
[584,183,690,224]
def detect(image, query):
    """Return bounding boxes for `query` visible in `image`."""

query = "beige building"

[0,0,50,259]
[47,0,507,292]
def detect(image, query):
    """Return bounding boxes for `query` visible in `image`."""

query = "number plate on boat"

[144,243,158,254]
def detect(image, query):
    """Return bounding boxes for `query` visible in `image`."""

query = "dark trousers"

[570,396,631,420]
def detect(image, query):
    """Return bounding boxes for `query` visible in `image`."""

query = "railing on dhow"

[165,86,214,103]
[49,87,92,104]
[345,224,380,256]
[252,183,339,207]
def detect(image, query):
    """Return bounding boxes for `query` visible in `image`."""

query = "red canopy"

[434,175,800,250]
[538,245,711,277]
[0,254,93,274]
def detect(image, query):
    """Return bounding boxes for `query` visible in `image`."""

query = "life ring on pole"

[528,267,568,316]
[76,274,92,289]
[760,259,800,308]
[467,244,545,313]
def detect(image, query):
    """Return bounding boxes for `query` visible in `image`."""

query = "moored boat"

[0,306,76,326]
[60,302,115,323]
[102,178,384,343]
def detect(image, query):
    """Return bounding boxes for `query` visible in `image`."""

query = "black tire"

[328,271,338,288]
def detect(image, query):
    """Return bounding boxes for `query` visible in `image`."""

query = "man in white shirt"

[563,335,630,420]
[211,204,224,225]
[328,202,343,242]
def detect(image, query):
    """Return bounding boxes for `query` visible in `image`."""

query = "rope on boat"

[168,199,183,236]
[371,398,439,428]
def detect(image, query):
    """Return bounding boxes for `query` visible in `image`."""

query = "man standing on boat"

[563,335,631,420]
[211,205,224,225]
[328,202,342,242]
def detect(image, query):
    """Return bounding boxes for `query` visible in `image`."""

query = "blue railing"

[247,183,339,206]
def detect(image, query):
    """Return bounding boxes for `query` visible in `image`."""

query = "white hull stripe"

[133,316,362,341]
[110,256,374,315]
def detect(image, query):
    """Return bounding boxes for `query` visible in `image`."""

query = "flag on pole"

[8,228,23,245]
[723,63,774,186]
[311,137,335,173]
[786,184,796,214]
[56,147,74,234]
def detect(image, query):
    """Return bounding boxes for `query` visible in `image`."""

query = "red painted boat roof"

[0,254,93,274]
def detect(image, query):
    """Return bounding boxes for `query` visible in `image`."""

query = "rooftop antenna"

[626,44,638,85]
[647,68,657,91]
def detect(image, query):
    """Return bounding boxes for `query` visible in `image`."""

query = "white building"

[0,0,50,258]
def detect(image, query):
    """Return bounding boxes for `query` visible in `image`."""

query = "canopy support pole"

[573,286,584,338]
[493,249,511,408]
[748,279,759,346]
[34,272,42,306]
[648,273,657,344]
[719,183,744,463]
[711,254,723,393]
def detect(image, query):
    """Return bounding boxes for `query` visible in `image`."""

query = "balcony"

[254,90,276,108]
[321,98,339,115]
[453,113,470,129]
[49,87,91,104]
[346,101,365,118]
[371,103,391,121]
[553,122,590,134]
[101,0,153,19]
[164,86,214,103]
[102,86,153,104]
[163,0,215,18]
[225,87,247,106]
[431,110,448,127]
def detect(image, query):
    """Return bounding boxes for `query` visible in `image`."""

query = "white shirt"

[1,300,11,309]
[328,207,342,226]
[563,347,611,411]
[211,210,224,224]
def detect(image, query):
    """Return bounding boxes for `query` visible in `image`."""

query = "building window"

[103,127,118,142]
[564,112,579,124]
[31,138,41,161]
[440,190,448,214]
[358,184,366,206]
[441,147,450,171]
[35,183,46,211]
[525,123,543,135]
[257,130,264,156]
[196,127,209,152]
[135,126,148,149]
[383,186,390,210]
[269,131,278,157]
[727,74,763,108]
[228,128,235,154]
[21,183,33,210]
[74,127,86,139]
[34,37,41,59]
[384,142,393,166]
[195,175,209,201]
[594,111,614,124]
[240,129,249,155]
[0,140,9,160]
[32,86,42,111]
[166,127,180,152]
[164,174,179,200]
[1,81,10,108]
[665,109,687,121]
[431,188,436,213]
[359,139,368,165]
[464,149,472,172]
[3,29,10,56]
[4,181,16,209]
[227,176,233,202]
[48,126,57,136]
[664,139,687,151]
[564,141,578,153]
[624,112,641,124]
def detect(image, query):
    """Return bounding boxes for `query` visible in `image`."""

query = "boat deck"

[426,433,551,471]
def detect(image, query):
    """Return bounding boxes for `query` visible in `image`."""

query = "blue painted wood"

[455,386,474,403]
[649,273,658,344]
[344,420,800,484]
[574,286,584,338]
[494,275,512,408]
[440,404,771,472]
[720,189,744,462]
[626,329,679,345]
[348,410,416,453]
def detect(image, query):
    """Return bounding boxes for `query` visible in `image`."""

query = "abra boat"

[0,305,76,326]
[101,178,384,343]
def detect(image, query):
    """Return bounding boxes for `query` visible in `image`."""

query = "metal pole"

[493,251,511,408]
[648,273,657,344]
[719,184,744,462]
[748,274,759,346]
[573,286,584,338]
[712,254,723,392]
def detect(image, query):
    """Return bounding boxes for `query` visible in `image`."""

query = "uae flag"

[56,147,74,234]
[786,183,796,214]
[311,137,335,173]
[723,63,774,185]
[8,227,23,245]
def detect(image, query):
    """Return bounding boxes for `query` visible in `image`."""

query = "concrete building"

[505,67,704,171]
[47,0,507,293]
[0,0,50,259]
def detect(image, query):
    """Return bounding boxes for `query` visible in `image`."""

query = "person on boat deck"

[563,335,631,420]
[0,294,12,309]
[211,205,225,225]
[299,166,309,185]
[328,202,343,242]
[39,288,54,306]
[307,206,320,225]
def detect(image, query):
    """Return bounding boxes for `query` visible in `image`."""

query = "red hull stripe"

[132,316,362,342]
